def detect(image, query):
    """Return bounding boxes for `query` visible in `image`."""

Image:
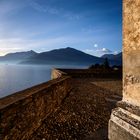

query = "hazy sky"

[0,0,122,56]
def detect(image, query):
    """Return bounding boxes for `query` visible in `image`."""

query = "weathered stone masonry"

[0,76,72,140]
[109,0,140,139]
[0,68,121,140]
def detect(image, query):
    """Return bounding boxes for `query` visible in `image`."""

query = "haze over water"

[0,64,87,98]
[0,0,122,98]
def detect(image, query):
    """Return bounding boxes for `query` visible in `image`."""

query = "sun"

[94,44,98,48]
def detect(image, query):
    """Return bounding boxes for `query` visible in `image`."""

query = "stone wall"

[0,76,72,140]
[0,67,122,140]
[52,68,122,79]
[109,0,140,139]
[123,0,140,106]
[51,68,67,79]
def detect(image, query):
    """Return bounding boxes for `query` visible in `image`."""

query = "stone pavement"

[31,78,122,140]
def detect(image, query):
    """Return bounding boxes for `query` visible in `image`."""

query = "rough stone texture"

[109,108,140,140]
[51,69,67,79]
[109,120,139,140]
[30,78,122,140]
[92,80,122,96]
[0,66,121,140]
[0,76,72,140]
[123,52,140,106]
[52,68,122,79]
[109,0,140,139]
[123,0,140,52]
[123,0,140,106]
[117,101,140,117]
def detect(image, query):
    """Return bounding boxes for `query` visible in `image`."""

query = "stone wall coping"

[52,68,67,74]
[0,76,70,110]
[117,101,140,117]
[111,107,140,133]
[57,68,121,73]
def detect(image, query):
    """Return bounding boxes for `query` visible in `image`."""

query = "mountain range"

[0,50,37,63]
[101,52,122,65]
[0,47,122,65]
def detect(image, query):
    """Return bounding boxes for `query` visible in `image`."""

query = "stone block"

[109,107,140,140]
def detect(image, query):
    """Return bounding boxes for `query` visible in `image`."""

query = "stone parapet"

[0,76,72,140]
[51,68,67,79]
[52,68,122,79]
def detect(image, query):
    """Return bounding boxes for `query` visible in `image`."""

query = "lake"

[0,64,87,98]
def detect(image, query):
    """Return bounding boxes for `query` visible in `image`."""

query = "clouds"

[0,38,28,55]
[84,42,112,56]
[29,0,59,14]
[28,0,82,21]
[0,35,117,57]
[96,48,112,53]
[0,0,122,56]
[0,34,119,57]
[0,36,95,55]
[84,47,113,57]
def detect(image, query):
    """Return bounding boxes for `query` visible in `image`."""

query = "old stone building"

[109,0,140,139]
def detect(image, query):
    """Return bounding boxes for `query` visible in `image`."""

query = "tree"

[103,58,110,69]
[89,63,100,69]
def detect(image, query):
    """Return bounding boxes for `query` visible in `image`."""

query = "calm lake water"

[0,64,87,98]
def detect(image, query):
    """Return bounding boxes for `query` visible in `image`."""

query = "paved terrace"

[31,77,122,140]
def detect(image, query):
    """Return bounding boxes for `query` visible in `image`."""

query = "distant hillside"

[0,50,37,63]
[101,52,122,60]
[21,47,104,65]
[101,52,122,65]
[0,48,122,66]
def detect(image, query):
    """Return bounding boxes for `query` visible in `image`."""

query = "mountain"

[0,48,122,66]
[101,52,122,65]
[101,52,122,60]
[21,47,104,65]
[101,54,116,59]
[0,50,37,63]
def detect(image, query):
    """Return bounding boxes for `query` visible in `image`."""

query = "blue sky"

[0,0,122,56]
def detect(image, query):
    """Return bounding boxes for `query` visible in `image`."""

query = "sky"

[0,0,122,56]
